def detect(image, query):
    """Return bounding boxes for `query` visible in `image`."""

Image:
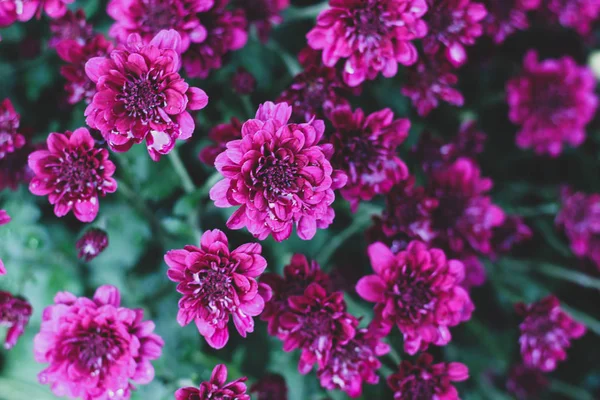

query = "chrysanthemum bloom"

[306,0,428,87]
[506,364,549,400]
[0,98,25,160]
[34,286,164,400]
[76,228,109,262]
[183,1,248,79]
[165,229,271,349]
[329,106,410,212]
[387,353,469,399]
[483,0,540,43]
[278,283,358,373]
[233,0,289,42]
[250,373,288,400]
[175,364,250,400]
[401,54,464,116]
[261,253,332,336]
[85,30,208,160]
[49,9,94,48]
[0,139,35,191]
[57,34,114,105]
[422,0,487,67]
[429,158,505,255]
[198,117,242,167]
[107,0,213,52]
[14,0,74,21]
[507,51,598,156]
[491,215,532,257]
[209,101,347,241]
[0,209,11,275]
[317,328,390,398]
[231,67,257,95]
[28,128,117,222]
[542,0,600,36]
[516,295,586,372]
[0,291,32,349]
[356,241,474,354]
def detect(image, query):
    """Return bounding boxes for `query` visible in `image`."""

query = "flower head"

[34,286,164,400]
[199,117,242,167]
[356,241,474,354]
[85,29,209,161]
[543,0,600,35]
[516,295,586,372]
[165,229,271,349]
[209,101,347,242]
[49,9,94,48]
[233,0,289,42]
[329,106,410,211]
[7,0,74,21]
[175,364,250,400]
[483,0,540,43]
[506,364,549,400]
[387,353,469,400]
[306,0,428,87]
[250,373,288,400]
[231,67,257,95]
[0,291,32,349]
[28,128,117,222]
[76,228,109,262]
[0,98,25,160]
[507,50,598,156]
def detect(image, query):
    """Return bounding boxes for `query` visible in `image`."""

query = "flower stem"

[265,40,302,77]
[550,380,595,400]
[169,150,196,194]
[503,258,600,290]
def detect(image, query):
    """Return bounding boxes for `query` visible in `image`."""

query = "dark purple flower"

[483,0,540,43]
[506,364,549,400]
[0,291,32,349]
[0,98,25,160]
[175,364,250,400]
[491,215,532,257]
[49,9,94,48]
[0,138,35,191]
[231,67,257,95]
[250,373,288,400]
[233,0,289,42]
[76,228,109,262]
[199,117,243,167]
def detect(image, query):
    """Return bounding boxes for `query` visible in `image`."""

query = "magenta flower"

[458,254,486,290]
[0,291,32,349]
[76,228,109,262]
[233,0,289,42]
[329,106,410,212]
[2,0,73,22]
[175,364,250,400]
[209,101,347,242]
[198,117,242,167]
[250,373,288,400]
[516,295,586,372]
[34,286,164,400]
[506,364,549,400]
[422,0,487,67]
[279,283,358,373]
[543,0,600,36]
[507,51,598,156]
[483,0,540,43]
[387,353,469,400]
[317,328,390,398]
[401,54,464,116]
[0,209,11,275]
[306,0,428,87]
[0,98,25,160]
[49,9,94,48]
[165,229,271,349]
[231,67,257,95]
[183,1,248,79]
[28,128,117,222]
[261,253,332,336]
[356,241,474,354]
[107,0,213,52]
[85,29,208,161]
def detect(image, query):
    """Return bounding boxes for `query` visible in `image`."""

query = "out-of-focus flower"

[175,364,250,400]
[209,101,347,242]
[85,30,208,161]
[165,229,271,349]
[34,286,164,400]
[76,228,109,262]
[233,0,289,42]
[306,0,428,87]
[507,50,598,156]
[329,106,410,212]
[0,0,73,23]
[423,0,487,67]
[506,363,549,400]
[0,291,32,349]
[250,373,288,400]
[542,0,600,36]
[231,67,257,95]
[387,353,469,399]
[198,117,242,167]
[483,0,540,43]
[491,215,532,257]
[0,139,35,191]
[49,9,94,48]
[0,98,25,160]
[516,295,586,372]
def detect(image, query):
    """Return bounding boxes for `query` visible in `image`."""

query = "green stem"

[550,380,595,400]
[504,203,560,217]
[240,95,255,119]
[532,219,572,259]
[169,150,196,194]
[502,258,600,290]
[266,40,302,77]
[283,3,329,21]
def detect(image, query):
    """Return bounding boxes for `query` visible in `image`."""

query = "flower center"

[255,154,299,200]
[432,194,467,230]
[118,74,166,123]
[52,148,104,199]
[403,376,437,400]
[194,267,235,314]
[64,326,126,376]
[352,5,388,39]
[392,275,435,322]
[531,81,571,117]
[140,0,180,31]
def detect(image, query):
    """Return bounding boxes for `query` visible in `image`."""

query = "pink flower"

[317,327,390,398]
[76,228,109,262]
[516,295,586,372]
[507,50,598,156]
[0,98,25,160]
[483,0,540,43]
[356,241,474,354]
[233,0,289,42]
[183,1,248,79]
[0,0,73,22]
[506,364,549,400]
[107,0,213,52]
[250,374,288,400]
[34,286,164,400]
[422,0,487,67]
[0,209,11,275]
[85,29,209,161]
[329,106,410,211]
[0,291,32,349]
[28,128,117,222]
[306,0,428,87]
[543,0,600,36]
[278,283,358,373]
[175,364,250,400]
[209,101,347,242]
[261,253,332,336]
[387,353,469,400]
[165,229,271,349]
[198,117,242,167]
[231,67,257,95]
[49,9,94,48]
